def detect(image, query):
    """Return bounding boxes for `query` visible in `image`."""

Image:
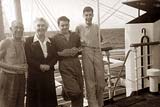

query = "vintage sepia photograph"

[0,0,160,107]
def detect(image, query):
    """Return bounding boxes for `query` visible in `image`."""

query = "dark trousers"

[59,58,84,107]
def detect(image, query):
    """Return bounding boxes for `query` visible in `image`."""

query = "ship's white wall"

[125,19,160,96]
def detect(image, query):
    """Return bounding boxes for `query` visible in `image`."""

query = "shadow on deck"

[104,93,160,107]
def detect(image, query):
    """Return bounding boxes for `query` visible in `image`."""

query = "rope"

[39,0,58,30]
[101,4,124,24]
[92,0,135,18]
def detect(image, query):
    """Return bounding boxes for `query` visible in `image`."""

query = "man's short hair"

[11,20,23,28]
[34,17,49,28]
[57,16,70,25]
[83,6,93,14]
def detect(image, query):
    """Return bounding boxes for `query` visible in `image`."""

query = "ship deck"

[105,92,160,107]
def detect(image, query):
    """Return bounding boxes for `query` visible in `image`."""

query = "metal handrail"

[111,50,132,99]
[130,27,160,88]
[130,41,160,47]
[103,47,113,99]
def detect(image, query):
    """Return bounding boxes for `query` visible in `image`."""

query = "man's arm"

[0,39,27,72]
[0,62,27,72]
[53,35,79,57]
[100,34,103,42]
[0,39,7,60]
[58,49,78,57]
[75,26,80,35]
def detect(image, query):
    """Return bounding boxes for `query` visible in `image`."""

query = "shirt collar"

[84,23,93,28]
[33,34,51,43]
[58,30,71,35]
[11,35,25,42]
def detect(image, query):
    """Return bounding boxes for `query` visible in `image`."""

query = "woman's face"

[34,20,48,36]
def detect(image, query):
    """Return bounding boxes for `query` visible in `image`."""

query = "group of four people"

[0,6,105,107]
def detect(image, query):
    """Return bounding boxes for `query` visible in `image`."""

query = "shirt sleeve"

[76,34,81,48]
[75,26,82,46]
[0,39,26,73]
[75,26,80,34]
[0,39,7,60]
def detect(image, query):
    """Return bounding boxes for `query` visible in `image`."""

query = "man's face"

[10,22,24,40]
[83,11,93,25]
[58,20,69,34]
[34,20,48,36]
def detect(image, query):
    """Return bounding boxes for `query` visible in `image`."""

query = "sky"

[2,0,145,32]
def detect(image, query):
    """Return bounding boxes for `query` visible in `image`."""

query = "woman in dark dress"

[25,17,58,107]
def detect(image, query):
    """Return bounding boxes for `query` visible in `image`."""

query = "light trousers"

[82,47,105,107]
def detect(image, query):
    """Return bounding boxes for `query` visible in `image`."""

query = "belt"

[2,69,25,74]
[83,46,100,49]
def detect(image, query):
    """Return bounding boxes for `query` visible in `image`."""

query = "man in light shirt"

[76,6,105,107]
[25,17,58,107]
[0,20,27,107]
